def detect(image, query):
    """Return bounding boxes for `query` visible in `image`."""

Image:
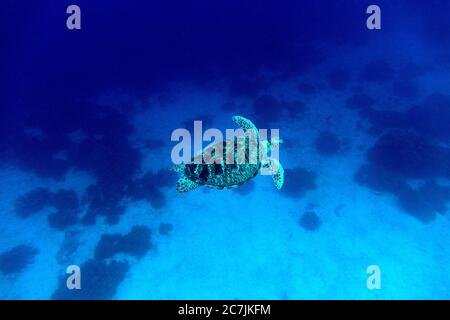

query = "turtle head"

[170,163,185,173]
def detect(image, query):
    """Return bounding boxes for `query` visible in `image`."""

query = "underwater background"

[1,0,450,299]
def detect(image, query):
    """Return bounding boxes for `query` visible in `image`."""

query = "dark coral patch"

[253,94,277,109]
[81,183,127,226]
[354,164,403,194]
[2,102,142,200]
[94,226,152,260]
[406,94,450,141]
[326,68,350,90]
[281,100,307,117]
[51,259,129,300]
[415,181,450,216]
[360,109,407,134]
[159,223,174,236]
[146,189,167,209]
[281,167,317,198]
[299,211,322,231]
[355,128,450,223]
[315,131,341,156]
[127,170,176,209]
[68,134,141,192]
[361,60,394,83]
[2,132,70,180]
[15,188,81,230]
[152,169,177,189]
[47,210,79,231]
[0,245,39,275]
[15,188,52,218]
[346,93,375,111]
[56,107,142,226]
[251,94,307,126]
[47,189,81,230]
[251,94,283,126]
[56,230,82,265]
[367,130,445,179]
[359,94,450,140]
[395,183,447,223]
[50,189,80,211]
[354,164,450,223]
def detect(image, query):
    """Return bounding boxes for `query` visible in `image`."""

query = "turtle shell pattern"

[184,136,261,189]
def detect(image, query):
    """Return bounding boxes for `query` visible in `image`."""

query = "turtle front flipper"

[264,158,284,190]
[176,176,200,193]
[232,115,259,133]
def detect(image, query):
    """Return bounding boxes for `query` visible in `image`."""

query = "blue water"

[1,0,450,299]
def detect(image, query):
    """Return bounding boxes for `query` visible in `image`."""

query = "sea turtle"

[172,115,284,193]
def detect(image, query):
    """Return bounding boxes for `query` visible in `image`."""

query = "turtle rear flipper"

[176,176,200,193]
[264,158,284,190]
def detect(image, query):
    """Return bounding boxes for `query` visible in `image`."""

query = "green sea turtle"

[172,115,284,193]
